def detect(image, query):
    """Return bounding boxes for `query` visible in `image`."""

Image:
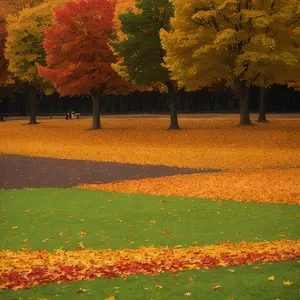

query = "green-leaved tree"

[112,0,181,130]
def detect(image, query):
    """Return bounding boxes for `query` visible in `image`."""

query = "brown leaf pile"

[79,168,300,204]
[1,117,300,169]
[0,239,299,290]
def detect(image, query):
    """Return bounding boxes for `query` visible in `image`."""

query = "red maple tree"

[39,0,132,129]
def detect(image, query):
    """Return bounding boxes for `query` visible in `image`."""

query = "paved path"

[0,154,221,189]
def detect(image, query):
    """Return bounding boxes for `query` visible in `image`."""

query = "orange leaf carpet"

[79,168,300,204]
[1,239,299,290]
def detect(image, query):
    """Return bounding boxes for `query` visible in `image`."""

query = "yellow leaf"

[12,226,18,230]
[213,284,222,291]
[268,276,275,281]
[283,280,293,286]
[184,292,192,296]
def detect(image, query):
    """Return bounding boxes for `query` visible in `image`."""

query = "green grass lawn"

[0,188,299,299]
[1,188,299,251]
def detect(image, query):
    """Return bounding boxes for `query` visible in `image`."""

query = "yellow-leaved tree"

[4,0,67,124]
[161,0,300,125]
[0,0,45,87]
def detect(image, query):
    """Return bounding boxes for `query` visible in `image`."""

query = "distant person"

[66,110,71,120]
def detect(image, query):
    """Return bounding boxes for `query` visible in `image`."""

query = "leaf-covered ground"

[0,117,299,299]
[79,168,300,204]
[1,260,299,300]
[1,117,299,169]
[1,240,299,290]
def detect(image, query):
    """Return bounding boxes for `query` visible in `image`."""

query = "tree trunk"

[167,82,180,130]
[28,91,39,125]
[257,87,269,123]
[239,93,252,125]
[92,94,102,130]
[233,80,252,126]
[0,114,3,122]
[29,105,37,124]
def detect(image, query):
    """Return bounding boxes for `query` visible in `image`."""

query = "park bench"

[72,112,80,119]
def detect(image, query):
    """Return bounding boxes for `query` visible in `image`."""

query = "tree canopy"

[39,0,133,129]
[0,0,45,86]
[112,0,181,129]
[4,0,67,123]
[161,0,300,125]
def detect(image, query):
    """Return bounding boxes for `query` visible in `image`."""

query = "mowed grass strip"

[1,260,299,300]
[1,117,300,169]
[0,189,299,251]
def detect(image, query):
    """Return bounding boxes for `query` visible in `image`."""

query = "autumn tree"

[0,0,45,87]
[4,0,66,124]
[0,23,7,86]
[161,0,300,125]
[39,0,132,130]
[111,0,181,130]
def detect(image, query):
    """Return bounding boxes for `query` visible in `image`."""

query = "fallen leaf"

[188,277,195,281]
[77,288,88,293]
[184,292,192,296]
[150,220,156,224]
[156,285,163,289]
[79,230,86,237]
[228,269,235,273]
[23,239,28,243]
[268,276,275,281]
[253,266,260,270]
[213,284,222,291]
[105,297,115,300]
[283,280,293,286]
[161,231,168,235]
[12,226,18,230]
